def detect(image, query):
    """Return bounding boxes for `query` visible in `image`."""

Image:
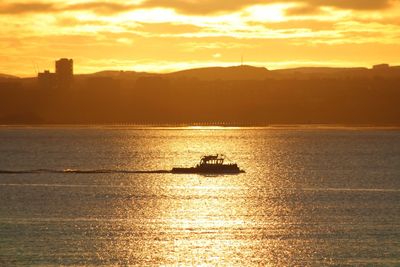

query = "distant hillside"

[73,65,271,81]
[164,65,270,81]
[77,64,400,81]
[75,70,156,80]
[0,73,19,79]
[7,64,400,84]
[270,66,400,79]
[1,63,400,125]
[271,67,368,74]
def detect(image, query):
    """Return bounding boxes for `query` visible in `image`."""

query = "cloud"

[65,2,134,15]
[260,20,336,31]
[137,23,202,34]
[285,5,321,16]
[0,0,397,16]
[309,0,393,10]
[56,17,108,27]
[0,2,55,14]
[140,0,266,14]
[0,1,137,15]
[139,0,397,14]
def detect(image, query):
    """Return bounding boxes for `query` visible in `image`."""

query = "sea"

[0,126,399,266]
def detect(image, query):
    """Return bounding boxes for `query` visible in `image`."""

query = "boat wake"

[0,169,171,174]
[0,155,245,175]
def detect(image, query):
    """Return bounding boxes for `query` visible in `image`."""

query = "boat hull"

[171,166,245,174]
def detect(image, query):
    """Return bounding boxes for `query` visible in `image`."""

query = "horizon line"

[3,61,399,79]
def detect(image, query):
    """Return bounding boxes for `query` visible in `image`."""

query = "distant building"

[55,58,73,88]
[38,70,56,89]
[36,58,74,89]
[373,64,390,70]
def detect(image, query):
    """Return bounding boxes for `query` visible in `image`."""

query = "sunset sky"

[1,0,400,76]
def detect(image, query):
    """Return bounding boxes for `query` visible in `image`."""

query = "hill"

[271,67,368,74]
[75,70,156,80]
[78,64,400,81]
[164,65,270,81]
[0,73,19,79]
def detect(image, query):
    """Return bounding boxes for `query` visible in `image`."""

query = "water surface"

[0,127,399,266]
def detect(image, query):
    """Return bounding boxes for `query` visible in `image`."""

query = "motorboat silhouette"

[171,154,245,174]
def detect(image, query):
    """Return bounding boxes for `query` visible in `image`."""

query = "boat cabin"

[199,154,226,166]
[171,154,244,174]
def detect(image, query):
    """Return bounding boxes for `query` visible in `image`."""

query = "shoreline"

[1,124,400,130]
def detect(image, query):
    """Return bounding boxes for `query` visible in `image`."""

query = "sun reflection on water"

[4,128,393,265]
[159,176,249,265]
[110,128,300,265]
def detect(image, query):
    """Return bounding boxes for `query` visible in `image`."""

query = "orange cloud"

[0,0,400,76]
[0,2,55,14]
[0,1,138,15]
[135,0,398,14]
[0,0,397,16]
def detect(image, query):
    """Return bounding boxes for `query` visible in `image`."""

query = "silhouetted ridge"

[2,62,400,125]
[272,67,368,74]
[90,70,155,77]
[165,65,269,81]
[0,73,19,79]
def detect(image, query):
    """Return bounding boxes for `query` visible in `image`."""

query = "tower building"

[55,58,73,88]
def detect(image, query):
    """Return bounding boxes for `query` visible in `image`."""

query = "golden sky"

[1,0,400,76]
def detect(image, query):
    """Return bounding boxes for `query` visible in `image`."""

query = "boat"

[171,154,245,174]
